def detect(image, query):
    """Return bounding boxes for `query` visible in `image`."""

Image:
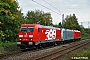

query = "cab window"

[20,27,34,32]
[27,27,34,32]
[20,27,27,32]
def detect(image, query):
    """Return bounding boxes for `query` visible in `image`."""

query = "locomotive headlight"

[29,35,33,38]
[19,35,23,37]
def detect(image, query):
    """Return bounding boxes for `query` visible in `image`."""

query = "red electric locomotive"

[73,30,81,40]
[17,24,62,49]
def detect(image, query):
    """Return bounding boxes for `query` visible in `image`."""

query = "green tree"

[0,0,24,42]
[25,10,53,26]
[63,14,80,30]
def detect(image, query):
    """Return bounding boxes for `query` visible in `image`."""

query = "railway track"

[33,39,90,60]
[0,42,63,60]
[0,38,90,60]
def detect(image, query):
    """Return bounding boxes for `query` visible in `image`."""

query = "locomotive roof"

[41,25,60,30]
[21,24,40,26]
[73,30,80,32]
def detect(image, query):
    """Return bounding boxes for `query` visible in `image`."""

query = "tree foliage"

[0,0,24,42]
[62,14,80,30]
[61,14,89,38]
[25,10,53,26]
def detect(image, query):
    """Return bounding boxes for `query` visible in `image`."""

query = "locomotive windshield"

[20,27,34,32]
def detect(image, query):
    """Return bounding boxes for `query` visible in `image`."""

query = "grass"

[0,41,20,54]
[81,33,90,39]
[0,41,17,48]
[0,50,7,54]
[61,46,90,60]
[70,47,90,60]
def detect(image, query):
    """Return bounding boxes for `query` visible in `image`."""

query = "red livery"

[17,24,61,49]
[73,30,81,40]
[17,24,81,49]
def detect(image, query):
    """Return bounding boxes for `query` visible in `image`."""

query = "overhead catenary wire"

[43,0,63,14]
[32,0,61,15]
[42,0,65,25]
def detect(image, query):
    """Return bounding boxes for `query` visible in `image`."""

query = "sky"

[17,0,90,28]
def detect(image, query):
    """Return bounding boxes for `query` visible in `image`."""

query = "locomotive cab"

[17,24,42,49]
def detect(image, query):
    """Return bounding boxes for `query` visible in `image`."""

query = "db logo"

[45,29,56,40]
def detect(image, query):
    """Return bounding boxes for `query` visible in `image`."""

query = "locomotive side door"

[39,28,49,40]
